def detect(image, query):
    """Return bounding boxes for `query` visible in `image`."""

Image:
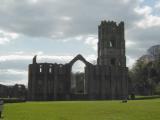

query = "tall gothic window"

[109,36,116,48]
[71,60,86,94]
[49,65,52,73]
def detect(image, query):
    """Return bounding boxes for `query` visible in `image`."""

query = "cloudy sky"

[0,0,160,86]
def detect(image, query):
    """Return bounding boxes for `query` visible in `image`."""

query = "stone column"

[43,64,48,100]
[53,65,58,100]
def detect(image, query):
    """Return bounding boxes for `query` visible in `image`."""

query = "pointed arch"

[68,54,91,95]
[69,54,92,67]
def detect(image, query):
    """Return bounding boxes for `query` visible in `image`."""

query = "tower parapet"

[99,20,124,35]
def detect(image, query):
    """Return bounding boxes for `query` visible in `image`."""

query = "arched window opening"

[40,65,42,72]
[71,60,86,94]
[109,36,116,48]
[118,61,121,66]
[49,65,52,73]
[111,58,116,66]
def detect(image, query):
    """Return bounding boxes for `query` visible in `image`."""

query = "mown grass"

[1,98,160,120]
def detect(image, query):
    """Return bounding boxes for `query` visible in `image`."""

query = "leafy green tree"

[130,59,160,95]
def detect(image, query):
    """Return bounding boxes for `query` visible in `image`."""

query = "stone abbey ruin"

[28,20,128,101]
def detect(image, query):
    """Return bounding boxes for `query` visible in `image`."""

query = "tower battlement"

[99,20,124,34]
[98,20,126,66]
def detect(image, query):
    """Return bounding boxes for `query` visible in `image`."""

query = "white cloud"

[0,52,95,63]
[0,69,27,75]
[135,6,152,15]
[51,32,64,38]
[0,30,19,44]
[11,51,24,55]
[0,79,27,86]
[126,40,136,48]
[72,61,86,73]
[0,69,27,85]
[0,51,43,62]
[71,54,97,72]
[29,0,38,4]
[60,16,72,21]
[37,55,74,63]
[135,5,160,28]
[75,35,83,41]
[155,0,160,9]
[136,15,160,28]
[0,55,32,62]
[84,35,98,51]
[86,54,97,62]
[126,56,137,68]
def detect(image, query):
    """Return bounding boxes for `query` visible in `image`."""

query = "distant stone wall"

[0,84,27,99]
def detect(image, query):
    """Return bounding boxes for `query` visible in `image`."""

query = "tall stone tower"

[97,21,126,67]
[96,20,128,99]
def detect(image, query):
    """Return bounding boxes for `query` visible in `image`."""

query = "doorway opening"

[71,60,86,94]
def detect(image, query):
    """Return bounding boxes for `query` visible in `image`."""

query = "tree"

[129,59,160,95]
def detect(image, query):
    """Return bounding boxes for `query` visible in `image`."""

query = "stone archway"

[69,54,91,67]
[68,54,92,98]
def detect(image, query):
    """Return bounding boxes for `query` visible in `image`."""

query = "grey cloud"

[0,60,30,70]
[0,0,159,61]
[0,0,142,38]
[126,26,160,59]
[0,0,160,84]
[129,27,160,44]
[0,69,27,85]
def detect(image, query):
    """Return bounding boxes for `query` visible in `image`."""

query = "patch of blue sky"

[142,0,155,7]
[140,0,160,16]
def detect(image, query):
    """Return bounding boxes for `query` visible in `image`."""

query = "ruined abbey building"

[28,20,128,101]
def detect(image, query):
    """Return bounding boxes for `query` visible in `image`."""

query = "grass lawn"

[1,98,160,120]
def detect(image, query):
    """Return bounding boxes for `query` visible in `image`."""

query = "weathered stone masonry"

[28,20,128,100]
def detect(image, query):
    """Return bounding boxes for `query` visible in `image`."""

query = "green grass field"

[2,99,160,120]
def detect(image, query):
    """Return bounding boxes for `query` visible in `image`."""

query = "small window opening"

[109,40,115,47]
[49,65,52,73]
[109,36,116,48]
[60,64,63,68]
[40,65,42,72]
[118,61,121,66]
[111,58,116,65]
[49,68,52,73]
